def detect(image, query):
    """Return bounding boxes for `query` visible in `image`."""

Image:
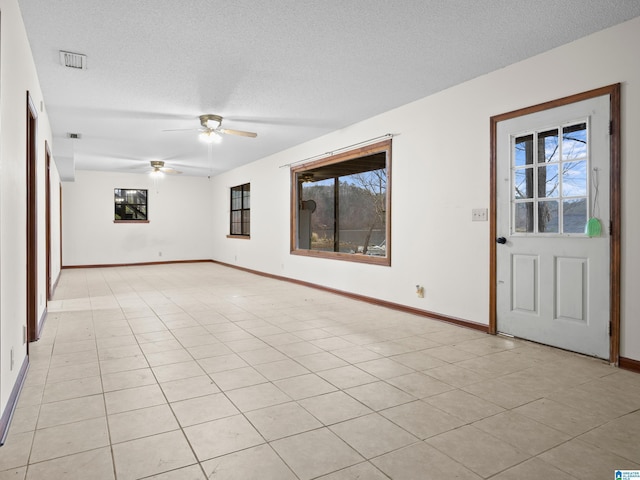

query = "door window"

[512,121,588,235]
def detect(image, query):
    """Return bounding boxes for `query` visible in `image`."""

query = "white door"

[496,95,610,359]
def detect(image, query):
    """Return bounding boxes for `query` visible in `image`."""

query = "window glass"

[114,189,148,221]
[292,139,391,265]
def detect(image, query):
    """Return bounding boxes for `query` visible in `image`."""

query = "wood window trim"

[489,83,621,365]
[113,220,150,224]
[290,139,391,266]
[227,234,251,239]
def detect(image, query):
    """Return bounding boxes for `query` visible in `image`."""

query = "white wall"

[0,0,59,412]
[210,17,640,362]
[62,171,214,266]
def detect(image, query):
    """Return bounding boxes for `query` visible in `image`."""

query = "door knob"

[496,237,507,244]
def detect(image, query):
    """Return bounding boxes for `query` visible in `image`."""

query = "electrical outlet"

[158,251,162,257]
[472,208,488,222]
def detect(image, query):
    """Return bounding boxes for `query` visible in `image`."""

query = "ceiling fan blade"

[162,128,202,132]
[218,128,257,138]
[160,167,182,175]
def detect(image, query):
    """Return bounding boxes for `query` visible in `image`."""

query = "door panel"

[496,95,610,359]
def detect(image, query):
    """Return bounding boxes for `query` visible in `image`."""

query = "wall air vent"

[59,51,87,70]
[66,133,82,139]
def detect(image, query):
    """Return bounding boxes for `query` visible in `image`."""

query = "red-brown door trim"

[26,91,39,343]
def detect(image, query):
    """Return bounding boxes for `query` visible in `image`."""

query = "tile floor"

[1,262,639,479]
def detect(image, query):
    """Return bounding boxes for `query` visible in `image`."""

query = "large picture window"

[230,183,250,236]
[114,188,148,222]
[291,139,391,265]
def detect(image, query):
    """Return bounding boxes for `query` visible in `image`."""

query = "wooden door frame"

[489,84,621,364]
[45,141,52,300]
[26,91,39,344]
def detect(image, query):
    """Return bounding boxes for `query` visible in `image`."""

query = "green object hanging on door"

[585,167,602,237]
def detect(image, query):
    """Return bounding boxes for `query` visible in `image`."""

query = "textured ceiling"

[17,0,640,180]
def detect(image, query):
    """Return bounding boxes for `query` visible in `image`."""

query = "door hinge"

[609,121,613,135]
[609,321,612,337]
[609,220,613,235]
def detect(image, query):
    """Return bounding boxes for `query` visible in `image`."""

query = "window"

[512,122,588,234]
[230,183,250,236]
[291,139,391,265]
[114,188,148,222]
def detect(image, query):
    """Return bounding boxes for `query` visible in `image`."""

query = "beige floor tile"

[386,372,455,398]
[372,442,482,480]
[272,428,364,480]
[184,414,264,462]
[49,349,98,368]
[245,402,322,441]
[145,348,193,367]
[225,338,269,353]
[98,344,143,362]
[276,343,326,359]
[159,375,220,402]
[99,355,149,375]
[112,430,197,480]
[424,389,504,422]
[426,425,529,477]
[345,381,415,411]
[41,376,102,403]
[331,346,382,363]
[380,400,465,439]
[316,461,388,479]
[237,347,288,365]
[152,360,206,383]
[209,366,267,391]
[197,353,248,374]
[108,404,179,443]
[578,410,640,463]
[539,438,640,480]
[37,394,105,429]
[186,342,233,359]
[104,383,166,414]
[0,467,26,480]
[354,358,414,380]
[45,363,100,384]
[0,431,34,471]
[225,382,291,412]
[513,398,608,436]
[139,339,184,355]
[171,393,239,427]
[143,464,206,479]
[274,374,337,400]
[134,331,176,344]
[473,410,570,455]
[261,332,303,346]
[317,365,377,389]
[422,363,487,387]
[201,444,296,479]
[462,378,541,409]
[330,413,418,458]
[389,350,448,370]
[299,391,372,425]
[24,447,114,480]
[30,417,109,463]
[9,405,40,434]
[101,368,157,392]
[490,457,579,480]
[254,358,311,381]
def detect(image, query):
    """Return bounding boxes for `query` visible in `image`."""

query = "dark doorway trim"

[489,83,621,364]
[26,91,39,344]
[45,141,52,300]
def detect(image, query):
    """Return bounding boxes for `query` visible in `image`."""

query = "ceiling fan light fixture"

[150,168,164,178]
[199,130,222,144]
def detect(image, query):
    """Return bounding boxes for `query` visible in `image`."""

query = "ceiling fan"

[164,114,258,143]
[149,160,182,175]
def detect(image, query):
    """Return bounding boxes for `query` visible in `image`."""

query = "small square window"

[114,189,148,221]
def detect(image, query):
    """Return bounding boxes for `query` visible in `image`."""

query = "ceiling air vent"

[59,51,87,70]
[66,133,82,139]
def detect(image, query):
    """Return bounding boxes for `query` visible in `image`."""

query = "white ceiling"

[18,1,640,180]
